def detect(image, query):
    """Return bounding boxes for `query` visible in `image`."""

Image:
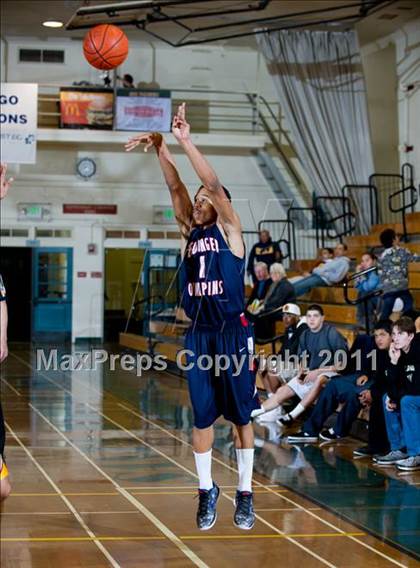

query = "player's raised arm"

[0,164,14,201]
[125,132,193,241]
[172,103,242,235]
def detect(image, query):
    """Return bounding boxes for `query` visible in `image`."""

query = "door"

[32,248,73,338]
[0,247,32,342]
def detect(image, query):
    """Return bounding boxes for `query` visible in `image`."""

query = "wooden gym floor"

[0,344,419,568]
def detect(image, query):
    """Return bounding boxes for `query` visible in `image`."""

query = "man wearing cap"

[261,303,308,394]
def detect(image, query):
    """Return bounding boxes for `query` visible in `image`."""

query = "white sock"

[194,450,213,490]
[250,407,265,418]
[236,448,254,493]
[289,402,306,420]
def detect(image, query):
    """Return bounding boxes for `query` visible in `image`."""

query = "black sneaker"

[287,431,318,443]
[278,413,294,426]
[353,446,374,457]
[196,483,220,530]
[319,428,340,442]
[234,490,255,530]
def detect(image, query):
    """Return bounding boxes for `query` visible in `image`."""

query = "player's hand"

[0,164,14,200]
[389,342,400,365]
[125,132,163,152]
[172,102,191,142]
[0,339,8,363]
[356,375,369,386]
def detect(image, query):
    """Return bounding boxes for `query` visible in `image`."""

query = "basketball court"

[1,1,420,567]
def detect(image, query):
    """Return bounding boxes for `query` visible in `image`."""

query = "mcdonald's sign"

[60,87,114,129]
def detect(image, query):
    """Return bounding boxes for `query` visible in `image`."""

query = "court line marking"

[116,402,411,568]
[1,532,367,543]
[7,354,409,567]
[29,403,335,568]
[3,380,208,568]
[8,357,409,567]
[4,421,121,568]
[4,370,336,568]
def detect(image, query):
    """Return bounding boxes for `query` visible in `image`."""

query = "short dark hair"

[373,319,392,335]
[362,251,376,261]
[380,228,396,249]
[323,247,334,255]
[393,316,416,335]
[196,185,232,202]
[123,73,133,83]
[306,304,324,316]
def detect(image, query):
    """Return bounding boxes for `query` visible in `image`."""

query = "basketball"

[83,24,129,70]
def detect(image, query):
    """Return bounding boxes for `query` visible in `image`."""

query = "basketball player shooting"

[125,103,259,530]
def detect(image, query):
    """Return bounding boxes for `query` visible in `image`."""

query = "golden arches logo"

[64,102,81,117]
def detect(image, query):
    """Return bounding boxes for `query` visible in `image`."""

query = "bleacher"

[120,212,420,383]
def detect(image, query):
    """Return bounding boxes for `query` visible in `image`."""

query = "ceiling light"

[42,20,64,28]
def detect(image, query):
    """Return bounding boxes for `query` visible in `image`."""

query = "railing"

[341,184,379,234]
[342,267,382,334]
[314,196,356,247]
[388,163,418,241]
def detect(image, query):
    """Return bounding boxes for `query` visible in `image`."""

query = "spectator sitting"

[255,263,295,315]
[257,304,308,422]
[292,243,350,297]
[376,229,420,319]
[246,262,272,313]
[287,320,392,444]
[247,263,295,342]
[375,317,420,472]
[355,252,380,330]
[289,248,334,284]
[251,304,348,424]
[247,230,282,285]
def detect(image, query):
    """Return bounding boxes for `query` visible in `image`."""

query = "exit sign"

[153,205,175,224]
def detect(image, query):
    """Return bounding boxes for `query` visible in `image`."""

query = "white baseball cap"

[281,303,301,317]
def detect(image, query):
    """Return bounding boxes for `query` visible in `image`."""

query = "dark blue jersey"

[180,223,245,327]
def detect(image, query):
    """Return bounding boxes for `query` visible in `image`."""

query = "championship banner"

[115,89,171,132]
[60,88,114,129]
[0,83,38,164]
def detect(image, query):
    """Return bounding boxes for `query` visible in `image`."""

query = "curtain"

[257,29,374,234]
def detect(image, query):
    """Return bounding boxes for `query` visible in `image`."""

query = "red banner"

[63,204,117,215]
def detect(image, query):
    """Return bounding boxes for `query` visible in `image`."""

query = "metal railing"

[388,163,418,240]
[342,266,382,334]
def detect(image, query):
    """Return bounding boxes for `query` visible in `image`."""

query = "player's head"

[306,304,324,332]
[392,316,416,350]
[373,320,392,350]
[193,185,231,226]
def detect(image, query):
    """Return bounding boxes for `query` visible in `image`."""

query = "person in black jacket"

[247,230,282,284]
[375,317,420,471]
[247,263,295,342]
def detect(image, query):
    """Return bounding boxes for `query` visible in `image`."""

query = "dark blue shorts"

[185,315,260,429]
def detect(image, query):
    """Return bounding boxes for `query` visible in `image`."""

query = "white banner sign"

[0,83,38,164]
[116,89,172,132]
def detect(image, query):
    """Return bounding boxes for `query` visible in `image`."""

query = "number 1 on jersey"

[199,255,206,279]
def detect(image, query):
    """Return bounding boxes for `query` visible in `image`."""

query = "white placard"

[0,83,38,164]
[116,91,172,132]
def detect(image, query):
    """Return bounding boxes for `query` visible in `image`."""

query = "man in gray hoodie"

[293,243,350,297]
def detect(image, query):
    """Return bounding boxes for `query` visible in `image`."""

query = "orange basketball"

[83,24,129,70]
